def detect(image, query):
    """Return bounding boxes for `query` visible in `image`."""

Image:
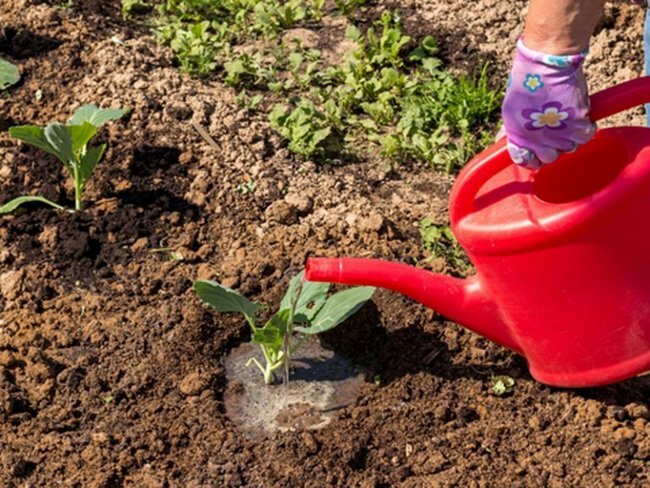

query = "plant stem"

[72,163,83,211]
[263,365,275,385]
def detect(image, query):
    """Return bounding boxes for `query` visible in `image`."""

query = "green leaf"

[69,122,97,154]
[194,280,260,322]
[279,272,301,313]
[252,309,291,350]
[490,375,515,396]
[345,24,362,42]
[8,125,59,158]
[0,195,66,214]
[44,123,75,165]
[279,271,330,322]
[68,104,127,127]
[0,58,20,90]
[296,286,375,334]
[79,144,106,183]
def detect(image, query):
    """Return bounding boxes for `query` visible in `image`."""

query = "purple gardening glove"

[501,38,597,169]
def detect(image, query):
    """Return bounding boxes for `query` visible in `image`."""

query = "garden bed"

[1,0,649,486]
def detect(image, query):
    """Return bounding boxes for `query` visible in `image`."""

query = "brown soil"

[1,0,649,486]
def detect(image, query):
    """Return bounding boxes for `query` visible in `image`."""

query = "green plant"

[1,104,127,214]
[194,271,374,385]
[0,58,20,91]
[153,4,500,170]
[419,217,469,273]
[224,53,276,87]
[236,90,264,111]
[168,21,226,76]
[236,180,257,194]
[490,375,515,396]
[252,0,307,37]
[334,0,368,16]
[269,99,339,158]
[379,58,501,172]
[121,0,150,18]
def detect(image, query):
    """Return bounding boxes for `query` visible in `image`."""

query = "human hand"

[501,39,597,169]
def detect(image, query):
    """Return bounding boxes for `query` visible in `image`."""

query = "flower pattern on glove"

[523,102,574,130]
[523,74,544,92]
[501,38,595,168]
[543,55,571,68]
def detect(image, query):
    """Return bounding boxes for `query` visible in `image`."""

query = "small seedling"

[122,0,150,18]
[236,181,257,195]
[334,0,368,16]
[490,375,515,396]
[419,217,470,273]
[0,58,20,91]
[1,104,127,214]
[236,90,264,112]
[269,100,338,158]
[194,270,374,385]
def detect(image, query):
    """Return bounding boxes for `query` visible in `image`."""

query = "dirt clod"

[179,371,208,396]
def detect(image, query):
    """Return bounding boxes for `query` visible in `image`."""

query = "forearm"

[524,0,607,54]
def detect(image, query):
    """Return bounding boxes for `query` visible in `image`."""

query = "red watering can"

[306,77,650,388]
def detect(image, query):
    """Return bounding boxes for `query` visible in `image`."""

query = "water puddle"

[224,337,366,438]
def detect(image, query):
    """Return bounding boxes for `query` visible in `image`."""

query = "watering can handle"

[451,76,650,223]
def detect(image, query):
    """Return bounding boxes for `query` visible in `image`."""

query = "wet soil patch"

[224,338,366,438]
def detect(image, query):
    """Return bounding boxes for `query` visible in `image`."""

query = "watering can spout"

[305,258,521,353]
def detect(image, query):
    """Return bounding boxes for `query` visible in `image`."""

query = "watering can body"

[306,78,650,387]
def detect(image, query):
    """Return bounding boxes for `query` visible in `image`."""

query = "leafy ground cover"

[150,0,501,171]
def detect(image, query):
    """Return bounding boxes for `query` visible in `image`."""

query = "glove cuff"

[516,38,588,69]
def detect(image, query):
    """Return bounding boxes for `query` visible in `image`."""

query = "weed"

[224,53,276,87]
[151,3,500,170]
[269,14,500,169]
[1,104,127,213]
[167,21,225,77]
[419,217,470,273]
[269,100,339,158]
[334,0,368,17]
[121,0,150,18]
[236,180,257,195]
[236,90,264,111]
[490,375,515,396]
[252,0,308,37]
[195,271,374,384]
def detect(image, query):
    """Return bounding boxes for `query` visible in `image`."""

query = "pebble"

[284,194,313,215]
[359,212,384,232]
[179,372,208,396]
[196,263,215,280]
[625,402,650,421]
[613,427,636,441]
[131,237,149,253]
[583,399,605,426]
[301,432,319,455]
[264,200,298,225]
[0,269,25,301]
[0,350,19,368]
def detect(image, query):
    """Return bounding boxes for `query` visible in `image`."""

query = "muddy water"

[224,338,366,438]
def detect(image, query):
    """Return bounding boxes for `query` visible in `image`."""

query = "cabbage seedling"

[1,104,127,213]
[194,271,375,385]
